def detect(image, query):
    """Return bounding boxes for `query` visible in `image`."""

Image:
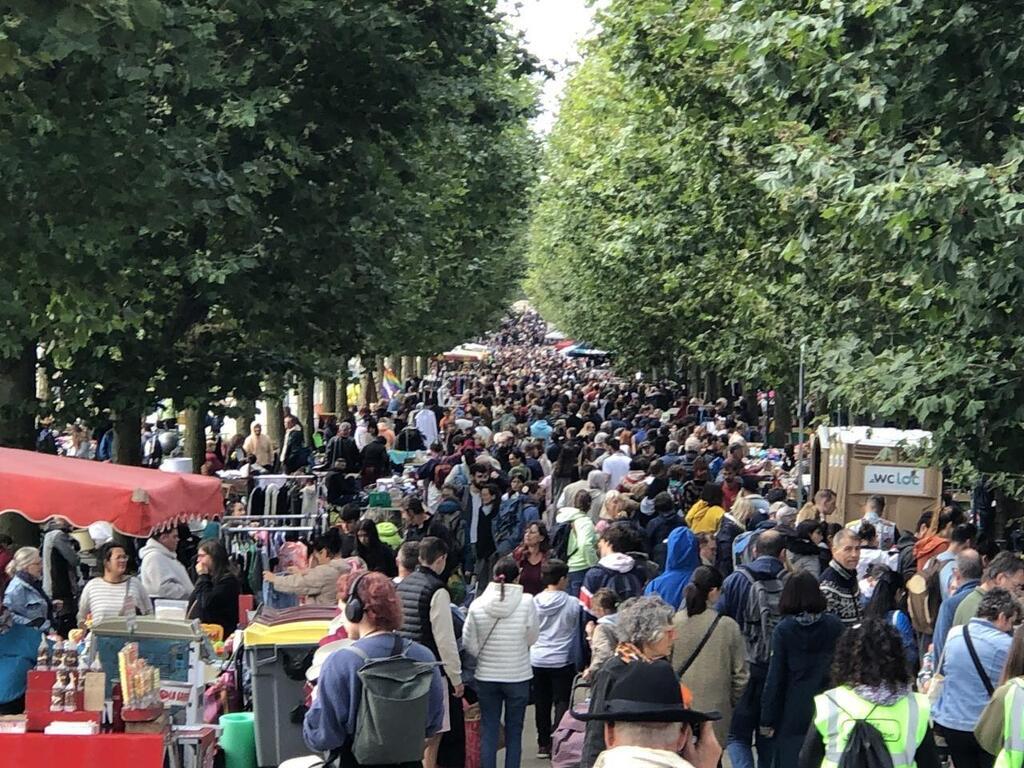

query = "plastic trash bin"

[244,620,330,767]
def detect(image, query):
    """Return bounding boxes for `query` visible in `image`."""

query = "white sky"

[497,0,598,133]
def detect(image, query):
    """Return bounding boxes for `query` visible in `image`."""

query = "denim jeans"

[566,570,585,598]
[477,679,530,768]
[727,665,773,768]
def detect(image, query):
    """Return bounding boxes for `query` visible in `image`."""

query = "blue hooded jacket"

[643,527,699,609]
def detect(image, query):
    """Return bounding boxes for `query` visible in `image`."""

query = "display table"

[0,732,165,768]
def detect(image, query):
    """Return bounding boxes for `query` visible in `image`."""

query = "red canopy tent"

[0,448,223,537]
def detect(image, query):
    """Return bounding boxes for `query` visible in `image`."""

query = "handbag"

[676,614,722,678]
[926,641,948,706]
[963,624,996,696]
[121,577,143,616]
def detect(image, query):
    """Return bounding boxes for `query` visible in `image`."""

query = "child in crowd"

[530,560,583,759]
[583,588,621,677]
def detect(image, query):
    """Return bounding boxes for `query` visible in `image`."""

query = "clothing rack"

[223,515,313,522]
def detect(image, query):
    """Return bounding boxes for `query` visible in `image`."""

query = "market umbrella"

[0,447,223,536]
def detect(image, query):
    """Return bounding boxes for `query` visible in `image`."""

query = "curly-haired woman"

[581,595,681,768]
[797,617,940,768]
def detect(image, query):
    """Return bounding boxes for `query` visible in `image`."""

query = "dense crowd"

[284,310,1024,768]
[11,308,1024,768]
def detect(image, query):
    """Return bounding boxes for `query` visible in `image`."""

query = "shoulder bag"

[963,624,996,696]
[676,614,722,678]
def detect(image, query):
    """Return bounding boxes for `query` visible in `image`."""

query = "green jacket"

[554,507,597,573]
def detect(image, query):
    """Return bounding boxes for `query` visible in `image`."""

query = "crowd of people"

[11,307,1024,768]
[281,310,1023,768]
[0,519,240,707]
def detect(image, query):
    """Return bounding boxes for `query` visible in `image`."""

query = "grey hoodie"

[530,589,582,668]
[139,538,194,600]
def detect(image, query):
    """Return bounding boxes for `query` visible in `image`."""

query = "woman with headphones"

[303,570,446,767]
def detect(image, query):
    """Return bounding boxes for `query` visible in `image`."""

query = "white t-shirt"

[77,576,153,625]
[603,452,631,492]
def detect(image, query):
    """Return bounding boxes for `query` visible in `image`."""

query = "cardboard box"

[84,671,106,711]
[124,711,169,734]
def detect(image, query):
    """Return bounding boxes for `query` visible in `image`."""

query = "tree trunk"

[235,398,255,437]
[415,356,427,377]
[113,405,143,466]
[321,377,337,415]
[297,378,315,446]
[773,386,793,448]
[705,370,722,401]
[991,489,1018,544]
[401,356,414,383]
[183,406,205,472]
[0,341,36,449]
[376,356,386,395]
[264,376,284,457]
[361,356,377,408]
[336,370,350,415]
[687,362,701,400]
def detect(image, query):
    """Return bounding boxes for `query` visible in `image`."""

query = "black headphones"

[344,571,369,623]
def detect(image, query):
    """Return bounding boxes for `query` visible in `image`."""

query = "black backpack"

[834,699,894,768]
[550,519,575,562]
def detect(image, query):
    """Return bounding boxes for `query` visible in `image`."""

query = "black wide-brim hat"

[574,660,721,725]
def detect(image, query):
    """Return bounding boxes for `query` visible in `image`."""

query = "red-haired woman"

[303,571,446,767]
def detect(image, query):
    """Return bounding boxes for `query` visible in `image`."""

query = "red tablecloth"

[0,732,164,767]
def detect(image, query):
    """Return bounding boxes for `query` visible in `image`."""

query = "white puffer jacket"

[464,582,539,683]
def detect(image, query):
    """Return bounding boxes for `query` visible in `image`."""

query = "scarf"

[615,642,653,664]
[852,682,911,707]
[794,611,823,627]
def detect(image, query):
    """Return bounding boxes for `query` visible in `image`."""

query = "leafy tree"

[1,0,539,461]
[532,0,1024,481]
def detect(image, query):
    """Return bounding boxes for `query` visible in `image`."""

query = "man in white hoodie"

[530,560,583,759]
[140,528,193,601]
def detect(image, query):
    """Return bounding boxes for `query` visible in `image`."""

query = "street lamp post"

[797,341,806,508]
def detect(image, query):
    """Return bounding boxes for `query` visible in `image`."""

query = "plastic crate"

[245,642,318,767]
[367,491,391,507]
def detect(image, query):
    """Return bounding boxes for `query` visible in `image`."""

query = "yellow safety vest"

[995,679,1024,768]
[813,687,929,768]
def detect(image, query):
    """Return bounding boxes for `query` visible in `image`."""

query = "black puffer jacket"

[188,573,240,634]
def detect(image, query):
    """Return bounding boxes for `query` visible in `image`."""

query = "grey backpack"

[343,634,440,765]
[739,567,787,664]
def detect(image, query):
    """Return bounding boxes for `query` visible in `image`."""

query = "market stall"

[0,447,223,537]
[0,448,226,765]
[440,342,491,362]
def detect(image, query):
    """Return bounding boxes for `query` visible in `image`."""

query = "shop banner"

[862,464,926,496]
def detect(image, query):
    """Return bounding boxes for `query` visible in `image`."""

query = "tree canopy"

[0,0,539,455]
[529,0,1024,484]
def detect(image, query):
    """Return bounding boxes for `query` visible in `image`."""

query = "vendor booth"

[810,426,943,531]
[0,448,225,766]
[0,447,223,538]
[440,343,491,362]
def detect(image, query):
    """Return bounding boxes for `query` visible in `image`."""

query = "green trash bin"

[220,712,257,768]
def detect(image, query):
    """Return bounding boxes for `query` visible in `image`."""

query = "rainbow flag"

[380,368,402,399]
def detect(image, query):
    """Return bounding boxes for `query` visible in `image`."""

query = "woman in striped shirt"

[77,542,152,626]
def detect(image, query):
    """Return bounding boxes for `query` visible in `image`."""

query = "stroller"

[551,674,590,768]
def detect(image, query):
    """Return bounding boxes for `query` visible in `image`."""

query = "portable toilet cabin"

[811,426,943,533]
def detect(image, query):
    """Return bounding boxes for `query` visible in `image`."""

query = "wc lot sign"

[863,465,926,496]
